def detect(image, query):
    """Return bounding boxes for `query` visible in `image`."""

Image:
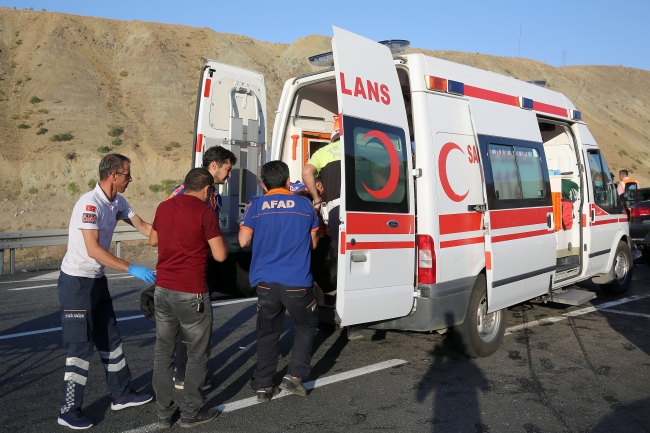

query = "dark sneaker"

[256,384,280,403]
[111,391,153,410]
[347,326,364,340]
[174,376,212,391]
[279,374,307,397]
[179,408,219,428]
[158,408,181,429]
[57,408,93,430]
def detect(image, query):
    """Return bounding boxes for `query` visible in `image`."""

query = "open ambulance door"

[193,60,267,234]
[332,27,416,326]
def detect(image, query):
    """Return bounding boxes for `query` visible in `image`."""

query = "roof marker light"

[519,97,534,110]
[378,40,410,54]
[309,52,334,67]
[570,109,582,120]
[447,80,465,96]
[425,76,447,92]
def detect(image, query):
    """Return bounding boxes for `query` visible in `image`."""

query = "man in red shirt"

[149,168,229,428]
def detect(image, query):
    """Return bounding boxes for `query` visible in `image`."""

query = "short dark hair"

[99,154,131,180]
[261,160,289,190]
[203,146,237,168]
[184,168,214,192]
[619,170,628,176]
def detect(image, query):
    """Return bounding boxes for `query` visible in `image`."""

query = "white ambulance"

[192,27,633,357]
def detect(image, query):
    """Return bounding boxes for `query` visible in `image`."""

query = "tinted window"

[343,116,409,213]
[488,144,521,200]
[479,135,551,210]
[516,147,546,199]
[487,144,546,200]
[588,150,618,213]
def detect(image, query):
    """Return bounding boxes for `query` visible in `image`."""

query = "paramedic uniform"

[240,188,320,390]
[57,184,137,414]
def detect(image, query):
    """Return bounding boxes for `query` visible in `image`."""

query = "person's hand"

[127,264,156,285]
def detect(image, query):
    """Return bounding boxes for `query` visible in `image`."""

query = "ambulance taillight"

[417,234,436,285]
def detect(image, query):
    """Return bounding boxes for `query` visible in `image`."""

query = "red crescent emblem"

[439,142,469,202]
[361,130,400,199]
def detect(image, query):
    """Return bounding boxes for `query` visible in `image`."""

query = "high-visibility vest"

[618,177,639,195]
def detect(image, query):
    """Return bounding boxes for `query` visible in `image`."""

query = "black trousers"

[57,272,133,413]
[250,282,319,390]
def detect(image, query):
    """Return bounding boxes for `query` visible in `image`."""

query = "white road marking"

[599,309,650,319]
[0,298,256,341]
[504,295,645,335]
[121,359,408,433]
[6,275,135,291]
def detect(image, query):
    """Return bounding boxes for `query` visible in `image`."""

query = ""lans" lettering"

[340,72,390,105]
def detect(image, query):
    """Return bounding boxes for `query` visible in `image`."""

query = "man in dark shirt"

[149,168,229,428]
[239,161,319,403]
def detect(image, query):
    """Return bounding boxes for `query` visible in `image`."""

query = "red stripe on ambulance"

[347,213,415,235]
[490,207,552,229]
[492,229,552,243]
[439,212,482,235]
[347,241,415,250]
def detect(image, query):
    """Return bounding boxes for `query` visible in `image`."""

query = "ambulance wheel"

[454,274,506,358]
[600,241,633,295]
[207,252,255,298]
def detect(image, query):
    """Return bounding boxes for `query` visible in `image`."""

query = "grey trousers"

[152,287,212,418]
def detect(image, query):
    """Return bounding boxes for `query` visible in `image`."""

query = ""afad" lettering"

[340,72,390,105]
[262,200,295,210]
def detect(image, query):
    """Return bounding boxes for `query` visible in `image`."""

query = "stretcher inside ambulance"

[192,27,632,357]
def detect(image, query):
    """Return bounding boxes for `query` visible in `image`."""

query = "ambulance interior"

[539,120,583,279]
[279,68,414,170]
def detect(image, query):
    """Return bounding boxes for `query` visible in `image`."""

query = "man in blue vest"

[239,161,319,403]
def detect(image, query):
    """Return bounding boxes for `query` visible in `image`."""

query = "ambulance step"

[551,289,596,306]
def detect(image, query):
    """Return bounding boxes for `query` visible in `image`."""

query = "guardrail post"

[0,249,4,276]
[10,248,15,275]
[116,241,121,258]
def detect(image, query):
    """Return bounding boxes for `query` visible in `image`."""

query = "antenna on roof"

[516,24,522,79]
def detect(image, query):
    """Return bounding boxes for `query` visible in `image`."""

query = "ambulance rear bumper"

[369,276,476,332]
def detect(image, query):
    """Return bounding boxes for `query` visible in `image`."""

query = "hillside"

[0,8,649,232]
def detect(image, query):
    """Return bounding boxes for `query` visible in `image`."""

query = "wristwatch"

[312,200,322,206]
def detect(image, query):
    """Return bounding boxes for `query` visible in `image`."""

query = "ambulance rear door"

[332,27,416,326]
[193,60,267,234]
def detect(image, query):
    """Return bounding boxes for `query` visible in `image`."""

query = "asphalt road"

[1,264,649,433]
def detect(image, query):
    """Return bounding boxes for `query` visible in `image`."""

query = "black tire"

[600,241,633,295]
[454,274,506,358]
[207,252,255,297]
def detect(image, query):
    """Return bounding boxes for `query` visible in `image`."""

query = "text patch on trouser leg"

[62,310,89,343]
[284,287,318,380]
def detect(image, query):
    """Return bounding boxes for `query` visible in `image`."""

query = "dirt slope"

[0,9,648,232]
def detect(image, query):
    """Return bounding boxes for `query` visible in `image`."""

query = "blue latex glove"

[127,264,156,285]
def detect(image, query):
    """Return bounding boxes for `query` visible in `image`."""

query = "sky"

[5,0,650,71]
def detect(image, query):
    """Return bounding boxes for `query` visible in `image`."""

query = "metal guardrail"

[0,226,147,275]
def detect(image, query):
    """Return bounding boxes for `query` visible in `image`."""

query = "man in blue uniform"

[57,154,156,429]
[239,161,319,402]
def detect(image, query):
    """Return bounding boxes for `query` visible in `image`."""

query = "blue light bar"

[447,80,465,95]
[570,109,582,120]
[309,52,334,67]
[519,97,534,110]
[378,40,410,54]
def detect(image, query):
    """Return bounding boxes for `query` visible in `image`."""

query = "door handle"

[351,253,367,263]
[591,209,595,222]
[547,213,552,229]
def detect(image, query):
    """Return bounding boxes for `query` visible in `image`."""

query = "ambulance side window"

[587,150,618,214]
[480,135,551,210]
[343,116,409,213]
